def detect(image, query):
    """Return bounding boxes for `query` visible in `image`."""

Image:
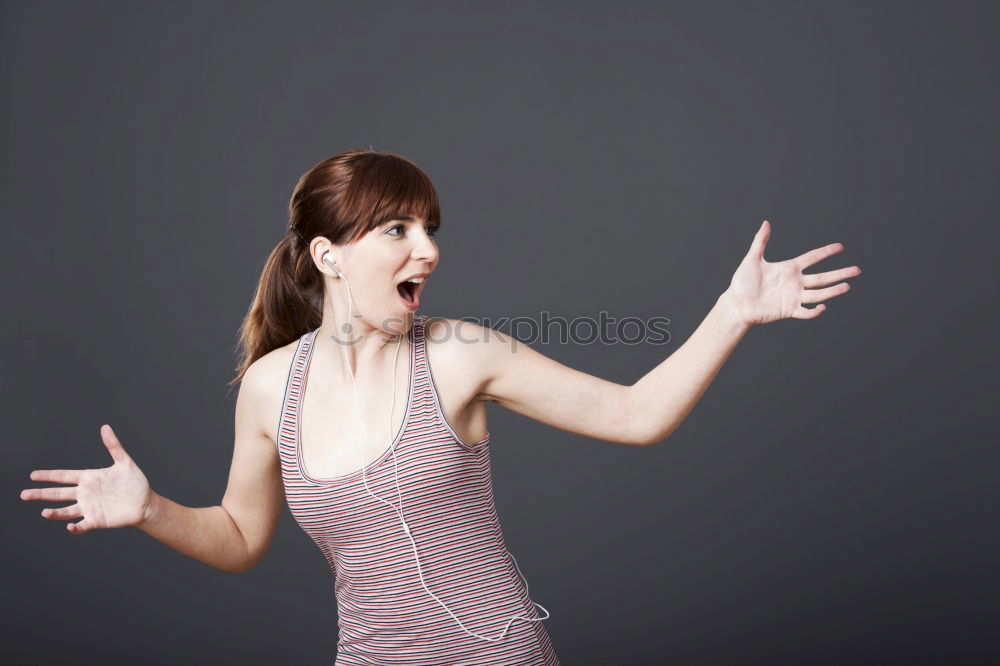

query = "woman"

[20,149,860,664]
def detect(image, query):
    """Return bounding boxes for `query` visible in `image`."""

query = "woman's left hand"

[722,220,862,327]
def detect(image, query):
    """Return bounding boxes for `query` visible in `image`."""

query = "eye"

[385,223,440,238]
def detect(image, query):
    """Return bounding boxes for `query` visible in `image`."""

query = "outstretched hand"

[722,220,861,327]
[20,425,153,534]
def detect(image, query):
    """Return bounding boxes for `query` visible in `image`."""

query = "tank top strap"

[410,314,432,389]
[277,327,320,455]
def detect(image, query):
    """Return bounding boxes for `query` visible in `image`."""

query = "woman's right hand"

[20,424,153,534]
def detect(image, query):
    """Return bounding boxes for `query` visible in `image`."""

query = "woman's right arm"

[140,358,285,572]
[21,359,286,574]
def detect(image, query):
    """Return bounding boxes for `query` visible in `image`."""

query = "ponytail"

[228,233,321,386]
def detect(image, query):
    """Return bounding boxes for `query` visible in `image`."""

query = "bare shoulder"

[236,339,299,439]
[425,316,516,347]
[423,317,516,401]
[424,316,497,359]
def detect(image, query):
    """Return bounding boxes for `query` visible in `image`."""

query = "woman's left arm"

[471,220,861,446]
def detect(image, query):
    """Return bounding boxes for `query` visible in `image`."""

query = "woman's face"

[330,215,440,332]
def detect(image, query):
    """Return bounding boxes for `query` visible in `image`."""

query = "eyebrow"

[389,216,437,224]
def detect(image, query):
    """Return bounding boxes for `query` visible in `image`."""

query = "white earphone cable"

[331,260,550,642]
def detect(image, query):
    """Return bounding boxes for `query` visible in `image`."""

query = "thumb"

[748,219,771,260]
[100,424,132,465]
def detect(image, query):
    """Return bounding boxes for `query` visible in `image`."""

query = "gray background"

[3,2,997,664]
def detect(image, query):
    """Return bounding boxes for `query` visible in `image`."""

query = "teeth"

[407,277,424,284]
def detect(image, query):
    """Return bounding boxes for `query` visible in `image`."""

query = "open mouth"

[396,279,422,309]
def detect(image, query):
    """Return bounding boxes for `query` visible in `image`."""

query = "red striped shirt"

[277,314,560,665]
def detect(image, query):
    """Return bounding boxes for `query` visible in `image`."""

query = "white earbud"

[322,251,344,278]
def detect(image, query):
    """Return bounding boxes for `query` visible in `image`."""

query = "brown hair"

[228,148,441,386]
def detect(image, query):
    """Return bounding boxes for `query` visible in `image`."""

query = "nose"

[412,229,439,265]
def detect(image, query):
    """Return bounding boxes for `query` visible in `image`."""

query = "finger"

[41,503,82,521]
[29,469,83,485]
[802,265,862,288]
[794,242,844,269]
[748,220,771,260]
[801,282,851,304]
[791,303,826,319]
[67,518,95,534]
[21,486,77,502]
[101,424,132,465]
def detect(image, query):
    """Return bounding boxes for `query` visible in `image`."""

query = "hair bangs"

[341,153,441,243]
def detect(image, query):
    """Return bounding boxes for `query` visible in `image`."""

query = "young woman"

[20,149,860,664]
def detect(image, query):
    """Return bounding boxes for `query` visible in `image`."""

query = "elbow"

[642,431,669,447]
[225,539,266,574]
[227,555,260,574]
[625,387,675,446]
[227,560,252,574]
[636,422,677,446]
[620,429,655,447]
[232,547,267,573]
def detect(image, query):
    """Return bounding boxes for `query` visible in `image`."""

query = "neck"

[319,288,408,376]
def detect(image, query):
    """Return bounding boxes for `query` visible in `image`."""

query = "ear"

[309,237,342,278]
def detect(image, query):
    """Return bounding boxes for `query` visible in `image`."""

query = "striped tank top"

[277,314,560,665]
